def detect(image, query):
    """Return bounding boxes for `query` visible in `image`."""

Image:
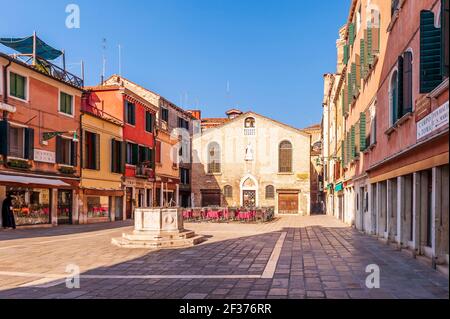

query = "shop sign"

[417,101,449,141]
[0,102,16,113]
[34,149,56,164]
[334,182,343,192]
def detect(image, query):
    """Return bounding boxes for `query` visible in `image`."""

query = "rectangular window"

[111,139,124,173]
[178,117,189,130]
[9,72,27,100]
[138,146,152,164]
[60,138,72,166]
[161,108,169,122]
[155,141,161,163]
[125,101,136,125]
[180,168,190,185]
[145,111,153,133]
[126,142,139,166]
[8,126,25,158]
[59,92,73,116]
[84,131,100,170]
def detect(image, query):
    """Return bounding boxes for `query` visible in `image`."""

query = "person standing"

[1,194,16,229]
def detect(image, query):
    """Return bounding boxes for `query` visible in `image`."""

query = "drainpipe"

[2,60,12,119]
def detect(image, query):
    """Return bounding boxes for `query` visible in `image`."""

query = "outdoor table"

[182,209,193,219]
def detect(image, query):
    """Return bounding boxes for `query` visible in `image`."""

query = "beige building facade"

[192,111,311,215]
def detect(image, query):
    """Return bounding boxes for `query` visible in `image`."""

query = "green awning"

[0,36,62,60]
[327,183,333,190]
[335,182,343,192]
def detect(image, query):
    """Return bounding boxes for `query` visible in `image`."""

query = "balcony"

[135,164,155,180]
[244,128,256,136]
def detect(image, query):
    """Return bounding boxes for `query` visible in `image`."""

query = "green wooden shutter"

[348,73,353,107]
[111,139,117,173]
[360,39,366,78]
[348,23,355,46]
[360,113,367,151]
[95,133,100,170]
[403,51,413,114]
[121,141,126,173]
[24,128,34,160]
[0,120,9,156]
[367,27,374,65]
[70,140,77,167]
[343,45,349,65]
[420,10,443,93]
[341,140,345,166]
[132,143,139,166]
[443,0,449,77]
[351,126,356,160]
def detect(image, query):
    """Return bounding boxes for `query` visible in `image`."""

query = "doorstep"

[87,217,111,224]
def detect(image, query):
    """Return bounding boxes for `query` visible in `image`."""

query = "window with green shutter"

[60,92,73,115]
[360,38,366,78]
[341,140,345,166]
[343,45,349,65]
[348,73,353,107]
[420,10,443,93]
[348,23,355,46]
[351,126,356,160]
[145,111,153,133]
[9,72,27,100]
[360,112,367,151]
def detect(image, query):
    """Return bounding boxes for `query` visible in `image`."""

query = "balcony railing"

[34,57,83,88]
[135,164,155,180]
[244,128,256,136]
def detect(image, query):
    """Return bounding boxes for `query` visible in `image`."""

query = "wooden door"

[278,193,298,214]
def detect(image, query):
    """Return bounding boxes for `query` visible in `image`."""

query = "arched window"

[244,117,255,128]
[265,185,275,199]
[389,70,398,126]
[279,141,293,173]
[207,142,221,174]
[224,185,233,198]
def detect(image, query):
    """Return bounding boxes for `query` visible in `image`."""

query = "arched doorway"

[240,174,258,207]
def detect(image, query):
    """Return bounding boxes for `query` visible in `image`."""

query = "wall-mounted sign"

[417,101,449,141]
[34,149,56,164]
[0,102,16,113]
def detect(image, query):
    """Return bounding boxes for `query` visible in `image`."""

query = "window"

[138,145,152,165]
[402,51,413,115]
[145,111,153,133]
[180,168,190,185]
[207,142,221,174]
[155,141,162,164]
[125,101,136,125]
[178,117,189,130]
[8,126,25,158]
[126,142,139,166]
[161,108,169,122]
[9,72,27,100]
[265,185,275,199]
[111,139,125,173]
[59,92,73,116]
[389,70,399,126]
[279,141,293,173]
[83,132,99,169]
[56,136,77,166]
[224,185,233,198]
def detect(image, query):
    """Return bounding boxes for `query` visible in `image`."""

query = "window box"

[7,158,31,170]
[58,165,76,175]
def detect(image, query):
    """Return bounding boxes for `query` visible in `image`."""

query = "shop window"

[8,188,51,225]
[87,196,110,218]
[9,72,27,100]
[59,92,73,116]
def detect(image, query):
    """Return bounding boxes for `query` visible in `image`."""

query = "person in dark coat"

[2,194,16,229]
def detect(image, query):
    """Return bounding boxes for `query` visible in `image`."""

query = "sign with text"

[417,101,449,141]
[34,149,56,164]
[0,102,16,113]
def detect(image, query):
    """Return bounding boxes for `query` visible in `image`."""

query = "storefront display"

[87,196,110,218]
[57,190,73,224]
[7,187,51,225]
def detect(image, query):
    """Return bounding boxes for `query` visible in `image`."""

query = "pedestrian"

[1,193,16,229]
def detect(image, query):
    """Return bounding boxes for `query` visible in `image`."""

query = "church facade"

[191,111,312,215]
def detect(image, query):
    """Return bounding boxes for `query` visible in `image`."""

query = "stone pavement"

[0,215,448,299]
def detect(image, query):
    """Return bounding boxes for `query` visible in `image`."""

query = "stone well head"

[134,208,184,233]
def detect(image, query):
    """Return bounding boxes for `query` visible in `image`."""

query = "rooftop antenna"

[101,38,107,84]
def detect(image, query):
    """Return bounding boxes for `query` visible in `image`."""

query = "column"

[51,189,58,226]
[110,196,116,222]
[160,183,164,207]
[72,190,79,225]
[397,176,403,245]
[175,184,179,207]
[431,167,438,259]
[412,172,420,251]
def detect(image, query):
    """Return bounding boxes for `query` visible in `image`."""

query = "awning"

[0,36,63,60]
[334,182,343,192]
[0,174,70,188]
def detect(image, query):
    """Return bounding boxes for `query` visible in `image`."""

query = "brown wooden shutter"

[70,140,77,167]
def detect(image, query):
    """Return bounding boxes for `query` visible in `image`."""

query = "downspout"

[2,59,12,119]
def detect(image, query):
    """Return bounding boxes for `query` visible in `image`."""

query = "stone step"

[122,230,196,241]
[111,235,205,249]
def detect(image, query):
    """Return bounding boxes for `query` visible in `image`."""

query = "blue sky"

[0,0,350,129]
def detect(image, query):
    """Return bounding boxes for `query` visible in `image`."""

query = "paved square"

[0,215,448,299]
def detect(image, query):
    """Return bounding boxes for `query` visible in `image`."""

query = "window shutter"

[341,89,345,114]
[132,143,139,166]
[341,140,345,166]
[420,10,443,93]
[397,55,404,119]
[0,120,9,156]
[367,27,374,66]
[443,0,449,77]
[360,112,366,151]
[360,39,366,78]
[351,126,356,160]
[95,133,100,170]
[24,128,34,160]
[348,23,355,46]
[348,73,353,107]
[346,132,351,165]
[111,139,117,173]
[120,141,126,173]
[343,45,349,65]
[56,136,63,164]
[403,51,413,114]
[156,141,161,163]
[70,140,77,167]
[351,63,358,96]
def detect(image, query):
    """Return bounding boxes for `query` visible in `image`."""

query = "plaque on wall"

[34,149,56,164]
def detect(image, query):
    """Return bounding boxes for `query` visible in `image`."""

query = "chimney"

[188,110,202,120]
